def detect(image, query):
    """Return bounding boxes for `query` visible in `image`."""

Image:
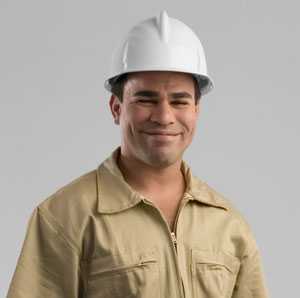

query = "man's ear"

[109,94,122,125]
[195,100,201,116]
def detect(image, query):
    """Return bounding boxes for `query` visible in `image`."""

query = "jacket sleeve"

[232,249,270,298]
[7,207,83,298]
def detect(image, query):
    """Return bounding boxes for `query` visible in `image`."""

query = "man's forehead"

[125,71,195,91]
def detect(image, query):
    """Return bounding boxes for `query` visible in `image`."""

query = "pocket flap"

[85,249,158,276]
[192,249,240,275]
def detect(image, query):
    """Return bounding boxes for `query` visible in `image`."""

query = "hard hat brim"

[104,70,214,96]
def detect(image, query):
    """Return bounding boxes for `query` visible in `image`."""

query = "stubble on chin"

[139,146,182,168]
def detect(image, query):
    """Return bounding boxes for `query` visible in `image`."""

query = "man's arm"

[232,249,269,298]
[7,207,83,298]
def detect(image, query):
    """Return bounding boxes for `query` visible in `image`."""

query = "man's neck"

[116,150,185,195]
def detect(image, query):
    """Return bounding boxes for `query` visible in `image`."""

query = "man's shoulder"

[35,168,99,239]
[193,176,254,230]
[39,168,98,212]
[191,175,233,210]
[192,178,258,256]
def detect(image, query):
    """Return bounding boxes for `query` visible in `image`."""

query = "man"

[7,11,269,298]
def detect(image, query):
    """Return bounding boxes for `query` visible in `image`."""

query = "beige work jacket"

[7,147,269,298]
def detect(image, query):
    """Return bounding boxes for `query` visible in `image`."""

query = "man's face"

[109,71,200,168]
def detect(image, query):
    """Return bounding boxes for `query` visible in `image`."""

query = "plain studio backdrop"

[1,0,299,296]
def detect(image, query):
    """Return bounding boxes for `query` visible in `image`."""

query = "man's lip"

[142,131,180,136]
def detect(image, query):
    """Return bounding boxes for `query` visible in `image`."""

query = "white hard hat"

[104,10,214,96]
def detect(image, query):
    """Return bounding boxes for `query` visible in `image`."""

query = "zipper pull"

[171,232,177,247]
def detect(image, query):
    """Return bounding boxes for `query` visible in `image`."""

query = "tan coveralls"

[7,147,269,298]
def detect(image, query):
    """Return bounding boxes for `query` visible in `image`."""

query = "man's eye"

[138,99,155,103]
[172,101,188,105]
[136,99,188,105]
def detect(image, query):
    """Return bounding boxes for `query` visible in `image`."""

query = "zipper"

[172,195,189,239]
[143,197,188,297]
[171,232,177,251]
[170,231,187,297]
[171,197,189,298]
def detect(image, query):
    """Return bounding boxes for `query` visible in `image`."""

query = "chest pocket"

[84,249,160,298]
[191,249,240,298]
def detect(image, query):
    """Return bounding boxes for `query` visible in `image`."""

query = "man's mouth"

[142,130,180,136]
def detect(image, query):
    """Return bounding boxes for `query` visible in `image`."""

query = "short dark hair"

[111,73,201,104]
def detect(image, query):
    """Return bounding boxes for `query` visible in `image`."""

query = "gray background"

[1,0,299,297]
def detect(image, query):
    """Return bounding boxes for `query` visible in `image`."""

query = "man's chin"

[142,150,182,168]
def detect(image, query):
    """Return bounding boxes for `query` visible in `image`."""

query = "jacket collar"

[97,147,229,214]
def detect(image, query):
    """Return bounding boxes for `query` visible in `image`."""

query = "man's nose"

[149,101,175,125]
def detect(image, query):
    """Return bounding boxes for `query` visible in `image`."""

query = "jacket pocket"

[85,250,160,298]
[191,249,240,298]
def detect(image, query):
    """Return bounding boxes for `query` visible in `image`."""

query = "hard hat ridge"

[157,10,170,43]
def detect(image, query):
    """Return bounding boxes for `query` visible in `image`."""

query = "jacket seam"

[37,206,81,256]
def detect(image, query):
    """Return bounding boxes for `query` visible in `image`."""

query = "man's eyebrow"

[133,90,193,99]
[171,92,193,99]
[133,90,160,98]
